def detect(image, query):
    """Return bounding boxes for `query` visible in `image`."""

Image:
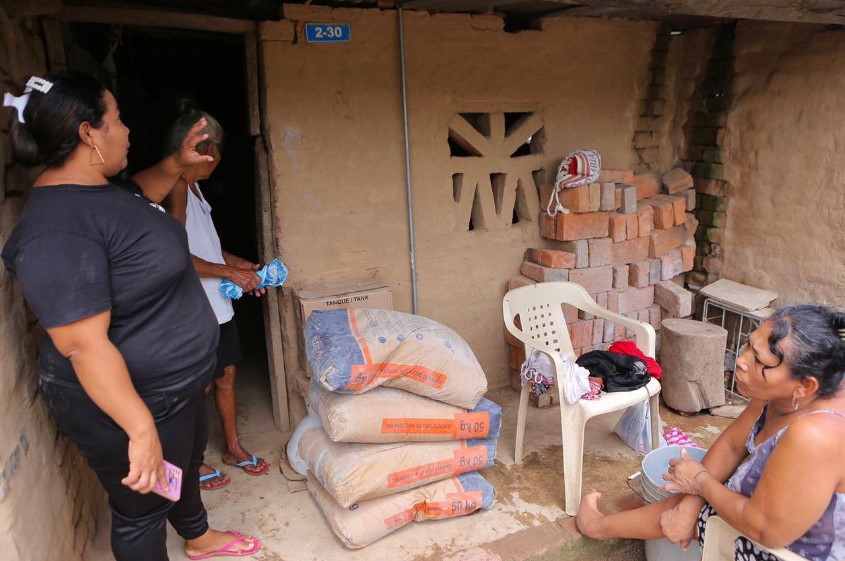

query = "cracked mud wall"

[260,9,657,387]
[721,21,845,306]
[0,8,106,560]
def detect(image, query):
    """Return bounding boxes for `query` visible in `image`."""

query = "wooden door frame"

[47,6,290,431]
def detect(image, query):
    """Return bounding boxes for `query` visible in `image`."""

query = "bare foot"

[185,529,260,559]
[223,446,269,475]
[575,491,605,539]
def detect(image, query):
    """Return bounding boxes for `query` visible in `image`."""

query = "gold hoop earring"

[89,144,105,166]
[792,392,800,411]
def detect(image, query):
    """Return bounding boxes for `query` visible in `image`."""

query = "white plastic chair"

[503,281,662,516]
[702,515,810,561]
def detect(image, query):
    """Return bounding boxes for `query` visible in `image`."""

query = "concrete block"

[661,168,694,194]
[612,265,629,289]
[600,182,616,211]
[608,212,626,242]
[556,212,609,240]
[569,266,613,294]
[609,237,649,266]
[628,260,651,288]
[520,261,570,283]
[588,237,612,267]
[655,280,692,318]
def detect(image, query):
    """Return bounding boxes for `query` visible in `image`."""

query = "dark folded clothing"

[576,350,651,392]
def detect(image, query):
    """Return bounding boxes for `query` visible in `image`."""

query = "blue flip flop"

[199,468,230,490]
[224,454,269,476]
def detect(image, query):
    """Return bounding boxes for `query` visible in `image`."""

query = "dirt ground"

[84,361,735,561]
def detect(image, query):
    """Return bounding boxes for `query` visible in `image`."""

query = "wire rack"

[700,298,770,403]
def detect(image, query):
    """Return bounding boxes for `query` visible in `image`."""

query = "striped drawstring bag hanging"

[547,149,602,216]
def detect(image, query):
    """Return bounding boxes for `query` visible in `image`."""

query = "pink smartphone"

[153,460,183,502]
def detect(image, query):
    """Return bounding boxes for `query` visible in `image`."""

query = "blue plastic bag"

[219,257,288,300]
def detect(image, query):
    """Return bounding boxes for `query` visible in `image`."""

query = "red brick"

[550,239,589,268]
[620,185,637,214]
[562,303,579,323]
[558,184,592,213]
[655,280,692,318]
[509,346,526,369]
[648,303,662,329]
[609,237,649,266]
[625,213,639,239]
[637,309,651,323]
[603,317,616,342]
[612,265,629,289]
[507,275,536,291]
[681,245,695,272]
[556,212,609,240]
[628,260,651,288]
[660,248,684,280]
[569,266,613,294]
[662,168,694,194]
[592,319,605,345]
[599,182,616,211]
[608,212,626,242]
[598,169,633,183]
[569,321,593,348]
[528,248,577,269]
[636,204,654,237]
[632,172,661,200]
[595,291,608,310]
[539,212,556,239]
[644,197,675,229]
[617,285,655,313]
[588,237,612,267]
[503,324,522,348]
[607,289,622,313]
[670,196,686,225]
[520,261,570,282]
[649,225,687,258]
[588,183,601,212]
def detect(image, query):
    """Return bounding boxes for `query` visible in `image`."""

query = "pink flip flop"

[186,532,261,560]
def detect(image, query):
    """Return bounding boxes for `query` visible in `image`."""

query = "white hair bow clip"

[3,75,53,123]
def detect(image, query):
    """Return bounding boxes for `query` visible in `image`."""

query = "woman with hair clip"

[1,72,260,560]
[575,304,845,561]
[160,103,269,492]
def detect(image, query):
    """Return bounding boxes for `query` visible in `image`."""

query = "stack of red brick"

[506,167,699,384]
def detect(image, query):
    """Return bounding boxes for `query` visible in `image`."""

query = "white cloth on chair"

[520,350,591,405]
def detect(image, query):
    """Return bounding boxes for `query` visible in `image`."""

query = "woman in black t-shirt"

[1,72,260,560]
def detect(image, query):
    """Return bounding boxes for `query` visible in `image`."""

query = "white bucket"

[634,446,708,561]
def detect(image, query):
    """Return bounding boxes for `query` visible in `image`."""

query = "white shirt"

[185,182,234,325]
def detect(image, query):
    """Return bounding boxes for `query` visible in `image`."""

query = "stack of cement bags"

[294,308,501,548]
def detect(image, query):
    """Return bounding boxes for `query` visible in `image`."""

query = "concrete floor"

[86,358,733,561]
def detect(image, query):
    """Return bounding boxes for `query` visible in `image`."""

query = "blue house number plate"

[305,23,350,43]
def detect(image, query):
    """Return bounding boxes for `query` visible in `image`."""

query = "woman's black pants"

[40,379,210,561]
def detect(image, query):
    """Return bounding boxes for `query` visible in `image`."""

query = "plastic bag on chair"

[614,401,666,453]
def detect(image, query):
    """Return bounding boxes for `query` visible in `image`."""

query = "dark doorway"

[62,22,267,360]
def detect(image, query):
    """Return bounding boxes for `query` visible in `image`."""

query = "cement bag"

[298,425,497,507]
[307,471,496,549]
[309,377,502,443]
[305,308,487,408]
[286,412,322,476]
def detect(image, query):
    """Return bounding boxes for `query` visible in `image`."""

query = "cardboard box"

[294,278,393,376]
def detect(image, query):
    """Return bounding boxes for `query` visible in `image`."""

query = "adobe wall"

[0,8,106,560]
[721,22,845,306]
[260,9,657,387]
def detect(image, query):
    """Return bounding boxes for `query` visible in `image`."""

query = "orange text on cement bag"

[380,412,490,439]
[345,363,447,392]
[386,446,489,489]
